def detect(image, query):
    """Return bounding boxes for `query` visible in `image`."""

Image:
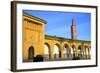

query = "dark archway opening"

[72,45,76,59]
[28,46,34,60]
[57,44,61,58]
[78,45,83,59]
[64,44,70,59]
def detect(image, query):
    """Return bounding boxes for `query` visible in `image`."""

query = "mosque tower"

[71,18,77,40]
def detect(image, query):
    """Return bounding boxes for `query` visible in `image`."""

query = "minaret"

[71,18,77,40]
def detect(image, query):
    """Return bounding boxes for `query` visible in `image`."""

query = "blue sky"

[23,10,91,41]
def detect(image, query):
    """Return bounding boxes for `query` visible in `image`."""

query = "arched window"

[28,46,34,60]
[54,44,61,59]
[64,44,70,59]
[44,43,51,59]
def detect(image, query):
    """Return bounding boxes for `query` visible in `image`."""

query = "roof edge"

[23,12,47,24]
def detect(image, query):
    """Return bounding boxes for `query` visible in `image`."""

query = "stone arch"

[88,45,91,59]
[78,45,83,59]
[28,46,34,60]
[44,43,51,59]
[84,45,90,59]
[63,44,70,59]
[54,44,61,59]
[71,45,76,58]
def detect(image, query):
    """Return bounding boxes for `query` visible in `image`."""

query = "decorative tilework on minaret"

[71,18,77,40]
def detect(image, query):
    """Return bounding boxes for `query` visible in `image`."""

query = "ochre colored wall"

[23,14,46,61]
[45,38,91,59]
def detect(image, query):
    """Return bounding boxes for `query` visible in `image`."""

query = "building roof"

[45,35,90,43]
[23,12,47,24]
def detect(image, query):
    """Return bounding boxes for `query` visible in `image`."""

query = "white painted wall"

[0,0,99,73]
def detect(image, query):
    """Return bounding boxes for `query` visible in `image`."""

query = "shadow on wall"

[33,55,44,62]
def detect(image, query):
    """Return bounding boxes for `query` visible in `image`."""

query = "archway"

[78,45,83,59]
[84,46,89,59]
[64,44,70,59]
[54,44,61,59]
[44,43,51,60]
[71,45,76,59]
[88,46,91,59]
[28,46,34,60]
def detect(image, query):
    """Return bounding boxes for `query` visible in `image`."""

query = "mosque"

[23,13,91,62]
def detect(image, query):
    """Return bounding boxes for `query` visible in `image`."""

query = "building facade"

[23,13,91,62]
